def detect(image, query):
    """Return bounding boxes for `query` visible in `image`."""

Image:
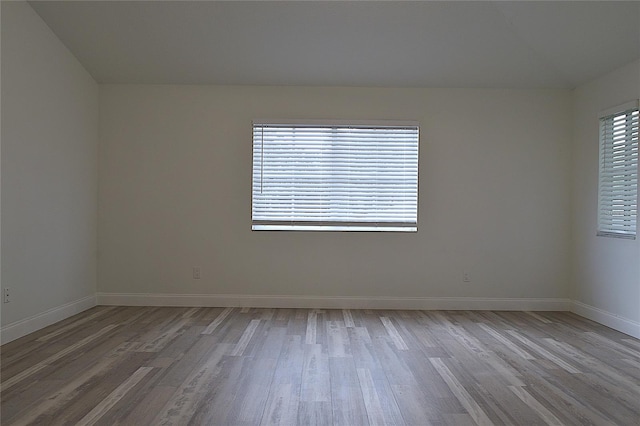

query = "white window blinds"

[597,101,639,239]
[252,121,419,231]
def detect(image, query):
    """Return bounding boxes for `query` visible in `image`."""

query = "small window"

[252,120,419,232]
[597,101,639,239]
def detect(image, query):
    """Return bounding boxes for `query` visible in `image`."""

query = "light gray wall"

[571,59,640,333]
[1,2,98,337]
[1,1,636,340]
[99,85,572,303]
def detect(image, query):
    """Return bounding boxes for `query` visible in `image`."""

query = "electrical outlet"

[4,288,10,303]
[193,267,201,280]
[463,272,471,283]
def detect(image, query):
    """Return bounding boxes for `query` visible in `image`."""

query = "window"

[252,120,419,231]
[597,101,639,239]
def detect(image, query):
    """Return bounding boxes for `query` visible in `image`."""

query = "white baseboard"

[0,295,96,345]
[571,300,640,339]
[97,292,570,311]
[5,293,637,343]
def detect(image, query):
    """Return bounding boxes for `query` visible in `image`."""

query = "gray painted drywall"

[1,1,98,329]
[571,60,640,325]
[99,85,572,301]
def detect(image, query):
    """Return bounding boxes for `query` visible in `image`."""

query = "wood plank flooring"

[1,307,639,425]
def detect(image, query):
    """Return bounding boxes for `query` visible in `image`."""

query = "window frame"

[251,119,420,232]
[597,100,639,240]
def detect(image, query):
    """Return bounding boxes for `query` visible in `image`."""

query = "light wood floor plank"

[342,309,355,328]
[1,307,638,425]
[476,323,536,360]
[261,334,304,425]
[261,383,296,426]
[36,307,117,342]
[5,342,140,425]
[508,385,565,425]
[379,316,409,351]
[1,324,117,393]
[430,357,494,426]
[230,319,261,356]
[329,357,368,426]
[305,311,318,345]
[507,330,581,373]
[300,343,330,402]
[201,307,234,335]
[357,367,389,426]
[152,343,232,425]
[76,366,154,426]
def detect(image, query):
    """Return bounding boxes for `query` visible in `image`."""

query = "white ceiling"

[29,1,640,89]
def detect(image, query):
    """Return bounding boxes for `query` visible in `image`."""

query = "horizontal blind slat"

[252,122,419,230]
[598,107,639,237]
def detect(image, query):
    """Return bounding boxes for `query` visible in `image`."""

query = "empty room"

[1,1,639,425]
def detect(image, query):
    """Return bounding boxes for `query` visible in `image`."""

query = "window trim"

[596,100,639,240]
[251,119,420,232]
